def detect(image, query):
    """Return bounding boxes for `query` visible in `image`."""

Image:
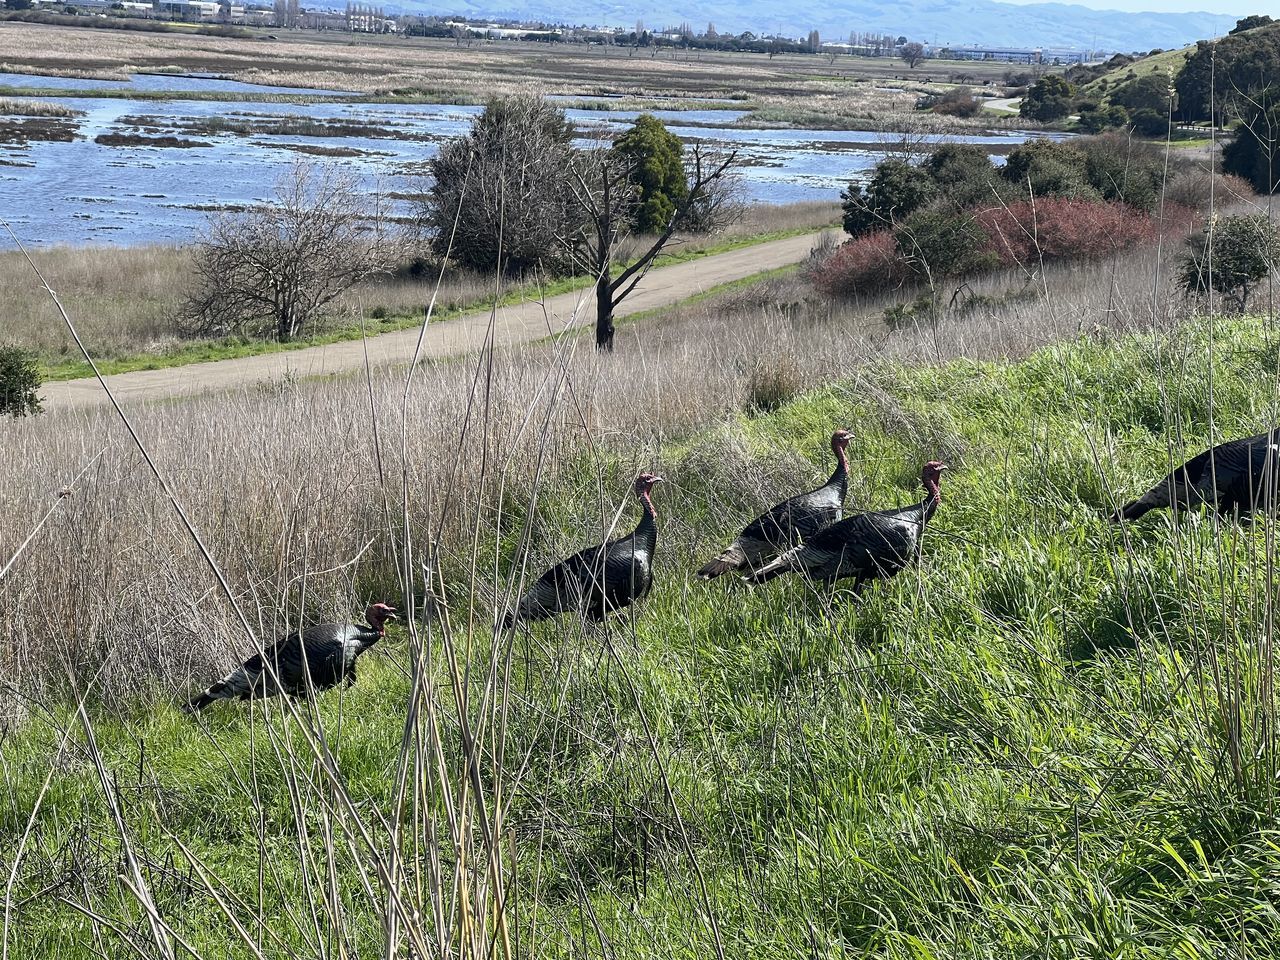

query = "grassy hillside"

[6,313,1280,958]
[1079,44,1195,101]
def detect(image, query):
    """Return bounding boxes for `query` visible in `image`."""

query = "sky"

[1000,0,1259,12]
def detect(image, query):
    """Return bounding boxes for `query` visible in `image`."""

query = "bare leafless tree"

[184,162,396,342]
[566,144,741,351]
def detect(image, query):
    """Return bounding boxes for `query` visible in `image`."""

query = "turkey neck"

[634,489,659,551]
[827,442,849,496]
[921,474,942,524]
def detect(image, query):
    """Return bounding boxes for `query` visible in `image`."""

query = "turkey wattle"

[697,428,853,579]
[504,473,663,626]
[186,602,397,712]
[746,461,948,588]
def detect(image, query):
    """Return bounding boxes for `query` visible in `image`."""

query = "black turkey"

[186,602,397,712]
[1112,428,1280,522]
[504,473,662,626]
[697,428,853,579]
[746,461,948,588]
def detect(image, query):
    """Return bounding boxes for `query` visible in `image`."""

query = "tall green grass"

[5,315,1280,958]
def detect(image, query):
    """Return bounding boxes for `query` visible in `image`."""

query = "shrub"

[1129,108,1168,137]
[1077,133,1166,211]
[1110,73,1172,115]
[975,197,1156,266]
[841,158,936,237]
[1178,214,1280,312]
[1164,170,1256,209]
[894,209,997,282]
[421,95,580,275]
[921,86,981,117]
[1003,139,1098,201]
[811,230,906,298]
[1078,104,1129,133]
[923,143,1000,208]
[0,344,41,418]
[1019,75,1076,122]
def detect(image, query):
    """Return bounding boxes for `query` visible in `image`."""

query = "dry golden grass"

[0,239,1193,713]
[4,201,839,360]
[0,21,1026,122]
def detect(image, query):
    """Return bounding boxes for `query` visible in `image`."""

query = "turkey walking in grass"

[697,428,853,579]
[1111,429,1280,523]
[746,461,948,589]
[185,602,397,713]
[503,473,663,627]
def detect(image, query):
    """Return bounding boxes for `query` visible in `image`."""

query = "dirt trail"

[40,231,829,412]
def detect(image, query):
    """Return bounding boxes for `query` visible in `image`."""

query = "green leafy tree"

[612,114,688,234]
[1231,14,1273,34]
[1176,29,1280,125]
[1223,104,1280,194]
[1178,214,1280,312]
[1109,73,1172,115]
[894,210,995,282]
[0,345,42,418]
[841,158,935,237]
[1078,103,1129,133]
[1019,75,1077,122]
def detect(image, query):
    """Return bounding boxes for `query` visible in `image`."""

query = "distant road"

[41,231,832,412]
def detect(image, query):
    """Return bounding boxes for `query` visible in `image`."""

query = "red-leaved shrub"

[812,230,908,298]
[974,197,1157,267]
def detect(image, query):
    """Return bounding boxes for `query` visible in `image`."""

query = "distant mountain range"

[394,0,1239,53]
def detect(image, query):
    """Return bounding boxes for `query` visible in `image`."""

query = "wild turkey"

[697,428,853,579]
[746,461,949,588]
[186,602,397,712]
[1111,428,1280,522]
[503,473,662,627]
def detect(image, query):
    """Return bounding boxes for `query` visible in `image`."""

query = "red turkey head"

[831,428,853,453]
[634,473,664,497]
[921,461,950,486]
[366,602,398,633]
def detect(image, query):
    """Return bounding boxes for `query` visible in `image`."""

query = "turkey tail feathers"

[697,543,747,580]
[184,666,255,714]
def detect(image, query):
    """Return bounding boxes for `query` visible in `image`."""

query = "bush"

[1178,214,1280,312]
[975,197,1156,266]
[1003,139,1098,201]
[1164,170,1256,209]
[0,344,41,418]
[923,143,999,208]
[811,230,906,298]
[1076,133,1167,211]
[422,95,580,275]
[1019,75,1077,122]
[841,158,936,237]
[1129,108,1168,137]
[1110,73,1172,115]
[1077,103,1129,133]
[894,209,997,282]
[920,86,981,117]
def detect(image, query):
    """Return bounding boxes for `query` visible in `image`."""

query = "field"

[8,223,1280,955]
[2,200,839,374]
[0,20,1039,128]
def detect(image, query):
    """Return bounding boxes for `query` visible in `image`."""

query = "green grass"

[10,315,1280,957]
[38,226,828,382]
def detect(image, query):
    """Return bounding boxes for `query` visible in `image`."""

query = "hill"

[405,0,1238,53]
[7,303,1280,955]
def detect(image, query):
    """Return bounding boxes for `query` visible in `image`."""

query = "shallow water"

[0,71,1061,247]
